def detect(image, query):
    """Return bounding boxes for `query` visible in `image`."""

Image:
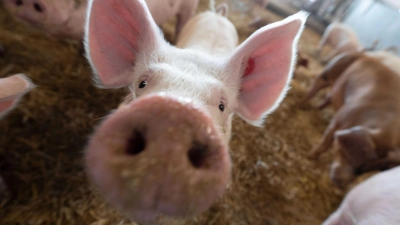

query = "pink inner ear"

[244,58,255,76]
[86,0,157,88]
[235,17,304,123]
[0,100,16,117]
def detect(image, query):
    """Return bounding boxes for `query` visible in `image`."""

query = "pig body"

[367,50,400,76]
[316,23,362,63]
[304,52,400,188]
[323,166,400,225]
[0,73,35,197]
[251,0,270,8]
[84,0,306,223]
[4,0,198,40]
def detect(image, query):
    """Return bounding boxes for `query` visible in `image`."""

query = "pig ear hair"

[0,74,35,118]
[335,126,378,169]
[228,11,308,126]
[84,0,165,88]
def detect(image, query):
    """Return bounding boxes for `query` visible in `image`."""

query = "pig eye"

[219,102,225,112]
[139,81,147,89]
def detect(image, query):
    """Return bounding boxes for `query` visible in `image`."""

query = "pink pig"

[3,0,87,40]
[303,52,400,188]
[84,0,306,223]
[0,73,35,197]
[316,22,362,63]
[323,166,400,225]
[3,0,199,40]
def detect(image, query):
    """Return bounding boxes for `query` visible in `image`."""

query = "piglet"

[3,0,198,40]
[303,52,400,188]
[251,0,270,8]
[84,0,306,223]
[3,0,87,40]
[0,73,35,197]
[316,23,362,63]
[323,166,400,225]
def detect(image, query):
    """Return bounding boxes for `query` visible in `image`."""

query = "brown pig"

[303,52,400,188]
[316,23,362,63]
[4,0,199,40]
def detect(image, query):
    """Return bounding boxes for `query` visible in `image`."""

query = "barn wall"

[343,0,400,53]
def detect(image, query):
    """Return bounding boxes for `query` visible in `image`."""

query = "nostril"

[16,0,23,6]
[126,130,146,155]
[188,142,210,168]
[33,3,43,12]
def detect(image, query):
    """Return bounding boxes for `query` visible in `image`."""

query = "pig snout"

[5,0,47,24]
[9,0,46,12]
[85,94,231,223]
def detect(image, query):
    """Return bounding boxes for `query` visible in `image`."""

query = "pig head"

[316,23,362,63]
[84,0,306,223]
[329,126,379,188]
[323,166,400,225]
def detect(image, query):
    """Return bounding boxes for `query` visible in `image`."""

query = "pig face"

[4,0,74,27]
[84,0,306,223]
[330,127,379,188]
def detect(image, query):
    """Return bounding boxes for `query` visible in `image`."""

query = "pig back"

[338,56,400,104]
[145,0,181,26]
[367,51,400,76]
[345,166,400,224]
[176,11,238,56]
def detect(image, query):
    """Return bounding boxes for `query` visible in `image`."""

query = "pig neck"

[176,12,238,57]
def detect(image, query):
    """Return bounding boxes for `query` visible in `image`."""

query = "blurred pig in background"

[3,0,199,41]
[303,52,400,188]
[316,22,363,63]
[3,0,88,40]
[323,166,400,225]
[0,73,35,198]
[248,0,271,30]
[84,0,306,223]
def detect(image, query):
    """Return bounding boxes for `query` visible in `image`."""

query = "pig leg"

[321,48,342,63]
[316,29,332,57]
[316,93,332,109]
[308,119,338,159]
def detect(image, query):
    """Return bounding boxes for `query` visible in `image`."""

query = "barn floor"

[0,0,364,224]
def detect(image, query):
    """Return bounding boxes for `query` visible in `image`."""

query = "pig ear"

[84,0,165,88]
[0,74,35,118]
[335,126,378,169]
[227,11,307,126]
